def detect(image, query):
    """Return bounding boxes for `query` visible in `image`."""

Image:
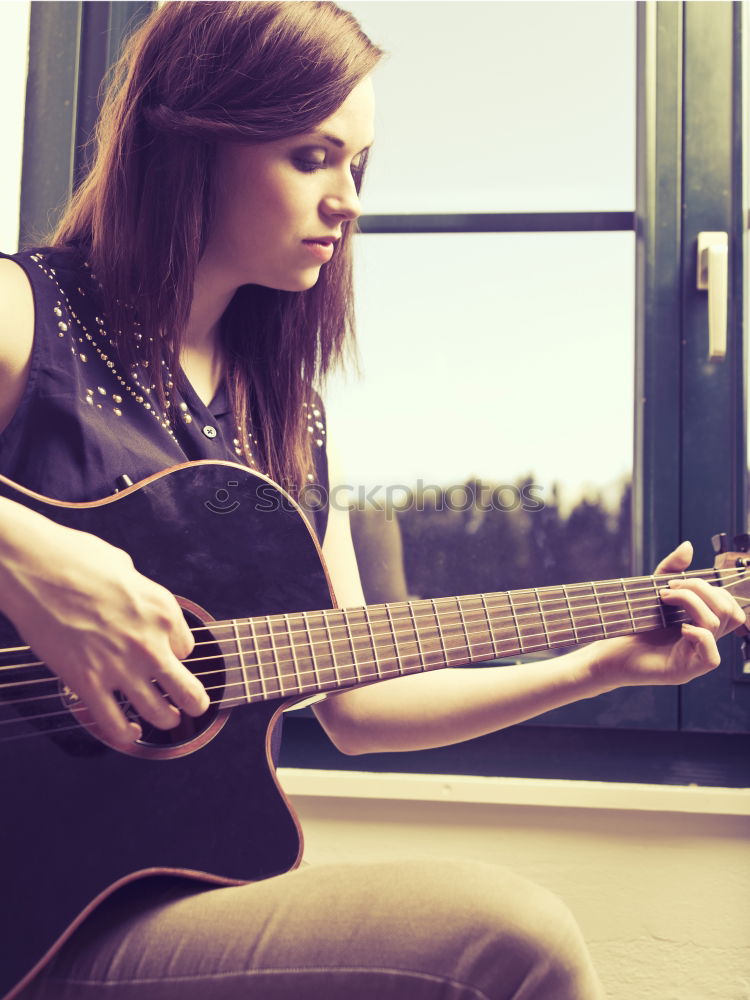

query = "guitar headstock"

[712,533,750,639]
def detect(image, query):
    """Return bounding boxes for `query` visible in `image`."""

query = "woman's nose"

[321,173,361,222]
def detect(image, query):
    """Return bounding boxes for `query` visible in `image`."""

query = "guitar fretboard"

[221,571,723,704]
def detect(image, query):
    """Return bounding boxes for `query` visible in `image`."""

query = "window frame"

[17,0,750,783]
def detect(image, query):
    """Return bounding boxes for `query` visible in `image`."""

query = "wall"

[280,769,750,1000]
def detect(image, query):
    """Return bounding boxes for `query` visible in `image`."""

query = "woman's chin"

[287,268,322,292]
[255,270,321,293]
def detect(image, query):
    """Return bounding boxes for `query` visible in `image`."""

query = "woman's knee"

[394,858,603,1000]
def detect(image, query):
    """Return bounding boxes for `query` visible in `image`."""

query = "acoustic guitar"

[1,460,747,999]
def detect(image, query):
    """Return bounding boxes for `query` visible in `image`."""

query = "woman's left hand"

[591,540,746,689]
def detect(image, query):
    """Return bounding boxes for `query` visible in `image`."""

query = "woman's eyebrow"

[307,131,374,153]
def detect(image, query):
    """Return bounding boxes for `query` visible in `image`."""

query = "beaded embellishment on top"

[29,252,181,445]
[26,251,326,480]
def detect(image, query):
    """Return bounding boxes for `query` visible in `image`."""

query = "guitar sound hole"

[121,609,224,749]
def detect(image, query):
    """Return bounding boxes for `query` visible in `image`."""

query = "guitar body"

[0,462,335,999]
[3,460,748,999]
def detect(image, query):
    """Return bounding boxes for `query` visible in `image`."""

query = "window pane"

[0,1,30,251]
[326,232,634,599]
[342,1,636,214]
[745,2,750,536]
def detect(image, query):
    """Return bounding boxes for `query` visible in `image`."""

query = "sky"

[326,231,635,514]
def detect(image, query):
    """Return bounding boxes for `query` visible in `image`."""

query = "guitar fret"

[384,604,404,675]
[507,592,524,653]
[431,598,451,664]
[482,594,519,657]
[322,612,339,687]
[535,587,575,647]
[468,596,495,658]
[266,615,284,696]
[305,612,323,690]
[345,608,377,682]
[456,599,473,659]
[394,604,422,668]
[362,605,380,677]
[534,588,550,647]
[562,586,579,643]
[412,599,435,665]
[652,578,668,628]
[233,618,251,704]
[622,579,636,631]
[220,567,718,708]
[342,610,360,682]
[408,601,427,670]
[369,605,399,678]
[591,585,608,639]
[330,610,357,686]
[283,613,302,693]
[248,617,267,700]
[480,594,499,657]
[419,598,442,663]
[568,585,604,641]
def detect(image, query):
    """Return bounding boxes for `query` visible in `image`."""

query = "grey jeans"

[21,859,604,999]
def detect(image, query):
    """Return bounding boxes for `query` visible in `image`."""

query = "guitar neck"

[227,567,730,704]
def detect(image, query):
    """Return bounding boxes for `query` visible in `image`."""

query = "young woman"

[0,4,743,998]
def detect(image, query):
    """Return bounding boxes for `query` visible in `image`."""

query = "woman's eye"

[350,158,366,187]
[294,156,326,173]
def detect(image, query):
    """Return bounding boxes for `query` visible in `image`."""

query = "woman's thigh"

[22,858,603,1000]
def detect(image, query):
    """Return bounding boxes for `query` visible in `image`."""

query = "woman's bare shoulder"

[0,257,35,434]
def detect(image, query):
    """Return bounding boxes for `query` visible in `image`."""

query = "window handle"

[696,231,728,361]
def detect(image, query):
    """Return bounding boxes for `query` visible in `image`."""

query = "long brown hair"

[51,1,382,490]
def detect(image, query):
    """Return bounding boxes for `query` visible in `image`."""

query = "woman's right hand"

[0,497,209,747]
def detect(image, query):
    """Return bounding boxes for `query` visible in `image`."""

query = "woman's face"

[202,77,375,293]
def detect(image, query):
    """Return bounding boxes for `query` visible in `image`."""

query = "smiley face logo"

[204,481,241,515]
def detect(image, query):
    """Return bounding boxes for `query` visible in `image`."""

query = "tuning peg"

[733,533,750,553]
[712,533,728,553]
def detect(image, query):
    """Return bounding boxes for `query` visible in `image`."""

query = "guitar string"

[0,600,713,724]
[0,605,691,746]
[0,575,746,704]
[162,568,749,648]
[0,605,687,735]
[0,593,684,708]
[0,568,748,692]
[0,567,745,676]
[0,606,685,723]
[0,564,731,661]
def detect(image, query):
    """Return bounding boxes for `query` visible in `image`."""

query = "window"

[0,0,30,251]
[13,1,750,784]
[286,1,750,782]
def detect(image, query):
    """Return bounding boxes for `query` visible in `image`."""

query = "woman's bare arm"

[317,508,745,755]
[0,258,34,434]
[0,260,209,746]
[0,497,209,746]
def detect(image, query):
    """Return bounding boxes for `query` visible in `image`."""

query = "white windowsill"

[277,767,750,817]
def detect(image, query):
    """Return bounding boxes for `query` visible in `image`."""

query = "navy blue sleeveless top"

[0,248,329,542]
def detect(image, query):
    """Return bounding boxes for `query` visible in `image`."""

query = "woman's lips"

[302,239,335,262]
